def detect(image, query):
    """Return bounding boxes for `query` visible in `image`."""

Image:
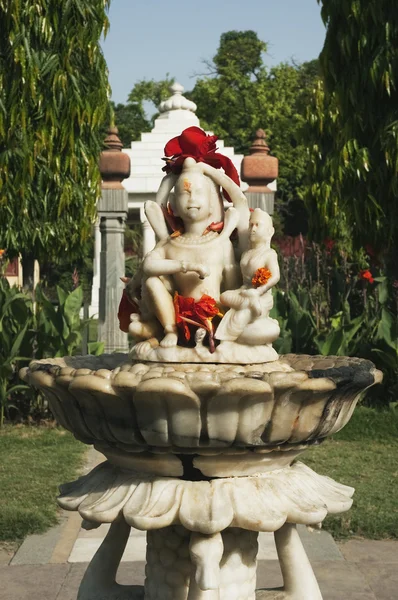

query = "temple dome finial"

[159,82,197,114]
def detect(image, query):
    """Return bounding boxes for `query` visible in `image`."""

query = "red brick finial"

[241,129,278,192]
[99,126,130,189]
[249,129,270,154]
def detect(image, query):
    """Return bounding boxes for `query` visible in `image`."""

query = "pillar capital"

[241,129,278,192]
[99,126,130,190]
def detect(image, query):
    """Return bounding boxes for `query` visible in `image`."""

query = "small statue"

[215,208,280,346]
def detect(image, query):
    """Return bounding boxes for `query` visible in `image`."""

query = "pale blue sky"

[102,0,326,104]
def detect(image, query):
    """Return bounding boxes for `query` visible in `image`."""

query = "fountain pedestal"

[22,354,381,600]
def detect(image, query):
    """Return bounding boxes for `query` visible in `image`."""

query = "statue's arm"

[256,249,280,295]
[144,201,169,241]
[143,244,209,279]
[200,163,250,253]
[142,244,181,277]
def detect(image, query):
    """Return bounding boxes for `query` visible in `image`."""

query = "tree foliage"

[305,1,398,267]
[0,0,110,272]
[119,33,318,214]
[189,31,319,208]
[110,101,150,148]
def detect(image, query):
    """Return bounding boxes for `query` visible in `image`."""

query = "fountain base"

[60,459,352,600]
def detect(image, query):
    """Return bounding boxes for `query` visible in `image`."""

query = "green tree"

[190,31,319,210]
[306,1,398,271]
[127,76,175,116]
[0,0,110,287]
[111,101,150,148]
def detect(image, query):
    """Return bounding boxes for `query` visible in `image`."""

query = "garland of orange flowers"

[252,267,272,288]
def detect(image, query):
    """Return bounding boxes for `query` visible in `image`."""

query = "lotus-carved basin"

[22,354,380,459]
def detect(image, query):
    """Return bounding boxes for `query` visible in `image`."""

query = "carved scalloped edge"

[21,356,381,450]
[58,461,354,535]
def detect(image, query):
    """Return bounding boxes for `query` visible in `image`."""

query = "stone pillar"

[140,206,156,257]
[90,220,101,317]
[241,129,278,215]
[97,127,130,353]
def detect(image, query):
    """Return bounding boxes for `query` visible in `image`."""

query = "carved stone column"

[90,220,101,317]
[241,130,278,215]
[97,127,130,353]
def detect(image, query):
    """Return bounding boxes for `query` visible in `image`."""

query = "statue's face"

[249,213,273,243]
[174,172,213,223]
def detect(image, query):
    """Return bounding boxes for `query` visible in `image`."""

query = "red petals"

[164,136,183,157]
[323,237,335,253]
[163,126,240,202]
[252,267,272,288]
[359,269,374,284]
[173,293,222,352]
[118,289,139,333]
[202,221,224,235]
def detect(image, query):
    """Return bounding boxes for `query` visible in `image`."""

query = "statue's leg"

[273,523,322,600]
[77,518,143,600]
[128,314,161,341]
[145,276,178,347]
[238,317,280,345]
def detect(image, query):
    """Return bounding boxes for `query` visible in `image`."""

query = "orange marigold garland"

[173,293,223,353]
[252,267,272,288]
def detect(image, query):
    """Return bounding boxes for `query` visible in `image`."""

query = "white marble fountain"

[22,127,382,600]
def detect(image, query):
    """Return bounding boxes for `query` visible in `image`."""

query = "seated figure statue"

[128,157,249,350]
[215,208,280,346]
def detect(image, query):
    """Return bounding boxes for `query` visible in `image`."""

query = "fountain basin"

[21,354,381,463]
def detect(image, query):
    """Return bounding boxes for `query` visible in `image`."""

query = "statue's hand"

[181,262,210,279]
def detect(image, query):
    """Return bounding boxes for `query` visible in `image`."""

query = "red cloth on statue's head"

[162,126,240,202]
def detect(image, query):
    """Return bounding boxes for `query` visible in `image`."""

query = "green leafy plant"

[0,280,103,424]
[0,0,111,288]
[0,278,33,426]
[35,285,103,357]
[271,242,398,407]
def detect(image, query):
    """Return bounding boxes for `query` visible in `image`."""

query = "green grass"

[304,406,398,539]
[0,426,86,541]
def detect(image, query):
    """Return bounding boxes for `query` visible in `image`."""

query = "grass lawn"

[304,406,398,539]
[0,426,86,541]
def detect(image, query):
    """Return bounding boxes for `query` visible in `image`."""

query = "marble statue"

[216,208,280,345]
[125,151,279,363]
[128,158,244,348]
